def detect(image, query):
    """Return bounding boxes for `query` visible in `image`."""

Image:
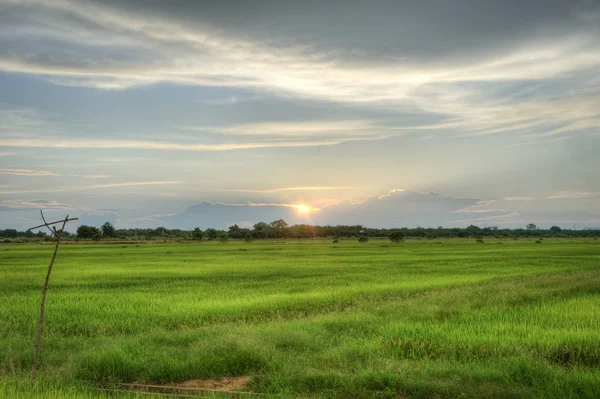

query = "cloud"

[0,198,119,231]
[183,120,392,137]
[0,0,598,143]
[0,181,183,194]
[0,168,60,176]
[70,174,110,179]
[202,95,263,105]
[0,135,385,151]
[546,191,600,200]
[229,186,365,193]
[0,199,74,210]
[83,181,183,189]
[503,196,538,201]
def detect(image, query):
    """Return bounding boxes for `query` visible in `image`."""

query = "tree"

[101,222,116,238]
[76,225,100,239]
[228,224,244,239]
[269,219,288,238]
[526,223,538,231]
[252,222,270,239]
[192,227,203,240]
[205,228,218,240]
[465,225,482,237]
[155,227,168,237]
[388,230,406,243]
[549,226,562,233]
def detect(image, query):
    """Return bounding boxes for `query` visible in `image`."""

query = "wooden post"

[28,212,78,383]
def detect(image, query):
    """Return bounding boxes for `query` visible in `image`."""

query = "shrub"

[388,230,406,243]
[535,240,542,244]
[358,235,369,243]
[332,239,340,244]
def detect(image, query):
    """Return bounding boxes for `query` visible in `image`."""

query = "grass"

[0,238,599,398]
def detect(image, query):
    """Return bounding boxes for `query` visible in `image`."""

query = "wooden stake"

[28,212,78,383]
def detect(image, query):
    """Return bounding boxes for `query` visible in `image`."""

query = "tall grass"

[1,239,599,398]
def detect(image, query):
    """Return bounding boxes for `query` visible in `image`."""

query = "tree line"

[2,220,599,242]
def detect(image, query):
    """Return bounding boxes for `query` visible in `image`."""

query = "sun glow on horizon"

[293,204,317,213]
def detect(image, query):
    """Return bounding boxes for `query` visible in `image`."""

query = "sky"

[1,0,599,230]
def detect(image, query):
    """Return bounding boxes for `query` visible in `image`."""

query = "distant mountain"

[162,201,302,229]
[158,190,494,229]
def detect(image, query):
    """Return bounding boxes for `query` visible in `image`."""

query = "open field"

[1,238,599,398]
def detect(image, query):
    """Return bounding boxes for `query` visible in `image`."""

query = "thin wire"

[120,383,276,397]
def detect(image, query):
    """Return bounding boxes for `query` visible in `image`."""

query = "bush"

[358,235,369,243]
[476,238,484,244]
[388,230,406,243]
[332,239,340,244]
[535,240,542,244]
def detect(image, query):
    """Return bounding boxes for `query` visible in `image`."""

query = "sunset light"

[294,204,313,213]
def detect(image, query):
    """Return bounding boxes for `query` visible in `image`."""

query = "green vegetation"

[1,239,599,398]
[2,221,600,243]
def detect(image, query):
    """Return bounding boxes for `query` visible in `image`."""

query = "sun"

[295,204,311,213]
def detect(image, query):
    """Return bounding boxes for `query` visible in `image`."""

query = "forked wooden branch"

[28,211,78,383]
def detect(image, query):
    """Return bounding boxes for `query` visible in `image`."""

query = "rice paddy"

[1,238,599,398]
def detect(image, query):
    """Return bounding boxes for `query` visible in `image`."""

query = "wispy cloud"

[70,174,110,179]
[0,135,385,151]
[503,196,538,201]
[0,168,61,176]
[202,95,263,105]
[0,199,118,213]
[225,203,320,212]
[0,199,74,210]
[0,181,183,195]
[0,0,598,142]
[546,191,600,200]
[81,181,183,190]
[230,186,365,193]
[182,120,392,137]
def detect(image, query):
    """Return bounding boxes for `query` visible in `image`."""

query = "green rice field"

[1,238,599,398]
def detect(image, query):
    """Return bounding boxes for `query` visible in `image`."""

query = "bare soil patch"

[176,376,252,391]
[124,376,252,395]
